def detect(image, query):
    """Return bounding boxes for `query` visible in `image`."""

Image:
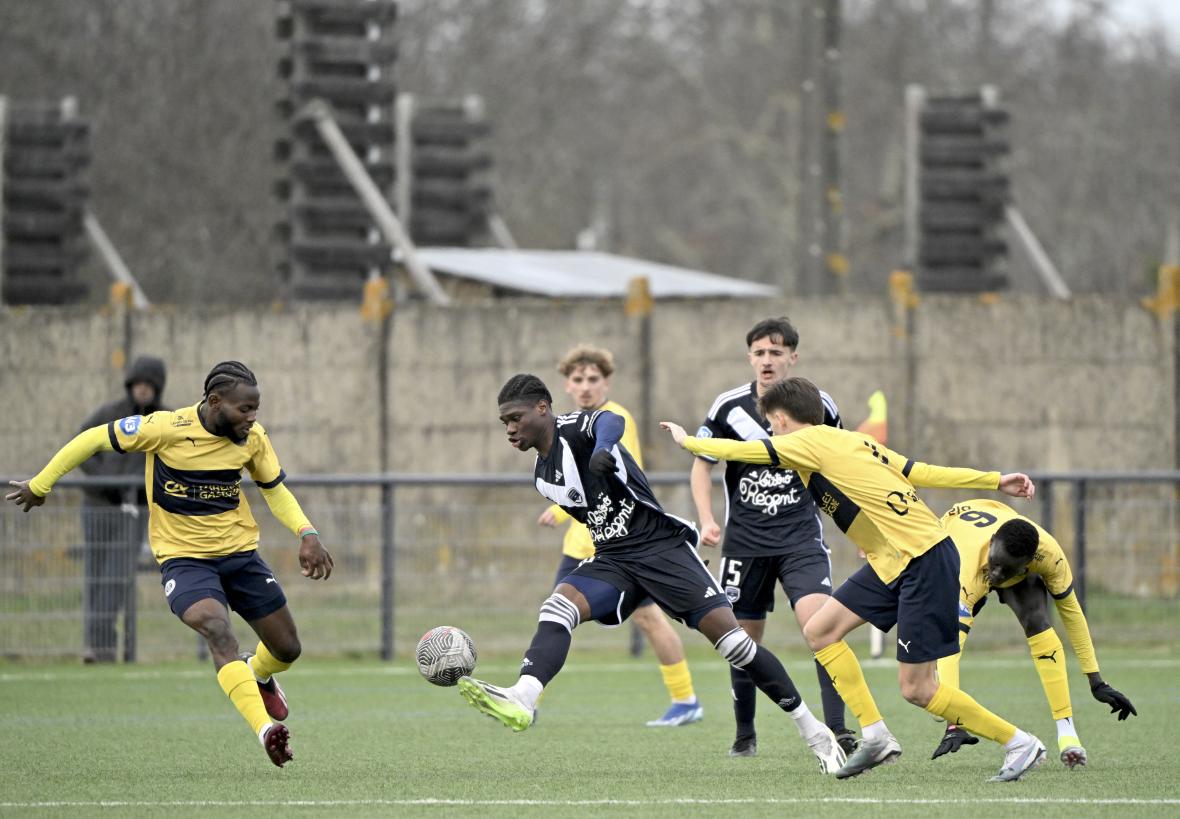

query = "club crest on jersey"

[695,425,713,438]
[120,415,142,435]
[725,586,741,604]
[567,488,583,504]
[164,579,176,597]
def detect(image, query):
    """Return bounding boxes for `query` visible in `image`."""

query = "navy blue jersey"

[534,410,695,555]
[698,382,841,557]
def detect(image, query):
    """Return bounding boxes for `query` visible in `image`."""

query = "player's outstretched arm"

[1087,673,1136,720]
[998,472,1035,499]
[6,480,46,512]
[6,425,116,511]
[659,421,689,446]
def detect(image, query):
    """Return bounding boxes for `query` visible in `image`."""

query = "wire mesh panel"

[1,476,1177,662]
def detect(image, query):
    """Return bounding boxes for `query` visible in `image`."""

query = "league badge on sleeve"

[695,425,713,438]
[958,600,971,619]
[120,415,143,435]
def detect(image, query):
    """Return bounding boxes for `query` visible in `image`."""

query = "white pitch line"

[2,798,1180,808]
[2,656,1179,684]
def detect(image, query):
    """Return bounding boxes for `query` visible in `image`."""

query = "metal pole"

[380,482,396,661]
[1074,480,1087,608]
[903,85,925,272]
[1005,206,1071,299]
[303,98,450,305]
[123,548,137,663]
[0,95,6,299]
[820,0,846,293]
[796,2,820,293]
[84,211,151,309]
[1041,478,1054,532]
[395,93,414,231]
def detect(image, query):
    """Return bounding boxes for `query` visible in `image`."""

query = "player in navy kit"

[691,317,853,757]
[457,374,846,773]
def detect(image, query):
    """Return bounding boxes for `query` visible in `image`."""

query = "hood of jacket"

[123,355,167,412]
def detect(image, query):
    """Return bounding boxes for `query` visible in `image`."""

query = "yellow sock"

[924,683,1016,744]
[815,640,883,728]
[218,660,272,739]
[1027,628,1072,720]
[249,642,292,682]
[659,660,696,703]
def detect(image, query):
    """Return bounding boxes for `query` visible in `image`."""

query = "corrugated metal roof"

[414,248,778,299]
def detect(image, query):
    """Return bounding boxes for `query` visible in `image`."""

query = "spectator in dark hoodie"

[78,355,168,663]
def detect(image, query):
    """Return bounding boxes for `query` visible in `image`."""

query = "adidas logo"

[704,587,717,598]
[555,470,562,481]
[821,577,831,587]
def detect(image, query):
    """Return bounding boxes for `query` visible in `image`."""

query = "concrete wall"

[1,295,1172,475]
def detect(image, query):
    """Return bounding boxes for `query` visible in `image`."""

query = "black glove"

[1090,681,1137,720]
[931,725,979,760]
[588,449,618,476]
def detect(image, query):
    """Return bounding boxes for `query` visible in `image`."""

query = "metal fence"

[1,472,1177,663]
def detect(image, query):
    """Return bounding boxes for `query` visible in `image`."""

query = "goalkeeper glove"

[1090,680,1137,720]
[931,725,979,759]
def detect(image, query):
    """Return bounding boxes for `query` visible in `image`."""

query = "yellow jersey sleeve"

[28,425,114,496]
[894,446,1000,491]
[1053,591,1100,674]
[245,425,286,489]
[548,504,572,525]
[684,432,822,472]
[259,483,313,538]
[109,411,174,454]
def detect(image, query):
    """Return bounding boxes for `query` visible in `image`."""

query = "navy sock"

[520,621,572,686]
[742,644,803,713]
[730,665,758,739]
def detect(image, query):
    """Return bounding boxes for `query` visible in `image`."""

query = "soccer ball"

[415,626,477,686]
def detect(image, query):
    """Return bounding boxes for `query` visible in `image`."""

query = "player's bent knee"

[715,626,757,669]
[801,619,832,652]
[270,638,301,664]
[898,676,936,707]
[538,593,581,633]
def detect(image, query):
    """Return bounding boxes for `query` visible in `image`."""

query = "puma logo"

[1036,649,1059,664]
[185,436,196,447]
[897,638,912,653]
[265,577,277,585]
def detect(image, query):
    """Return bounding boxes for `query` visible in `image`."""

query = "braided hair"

[497,373,552,407]
[203,361,258,398]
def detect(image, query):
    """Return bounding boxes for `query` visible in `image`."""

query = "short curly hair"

[557,344,615,378]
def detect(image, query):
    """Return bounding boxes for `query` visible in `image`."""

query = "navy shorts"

[160,550,287,622]
[833,537,960,663]
[717,545,833,620]
[564,539,728,629]
[554,553,656,609]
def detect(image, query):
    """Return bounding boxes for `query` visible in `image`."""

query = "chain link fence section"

[1,473,1177,662]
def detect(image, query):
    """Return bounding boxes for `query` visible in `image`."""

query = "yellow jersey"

[549,400,643,560]
[941,498,1097,673]
[683,425,1000,583]
[108,405,288,562]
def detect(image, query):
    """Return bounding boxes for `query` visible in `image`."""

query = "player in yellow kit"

[6,361,332,767]
[931,499,1136,768]
[661,376,1046,782]
[537,345,701,726]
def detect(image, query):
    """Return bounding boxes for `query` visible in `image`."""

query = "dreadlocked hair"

[497,373,552,407]
[203,361,258,398]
